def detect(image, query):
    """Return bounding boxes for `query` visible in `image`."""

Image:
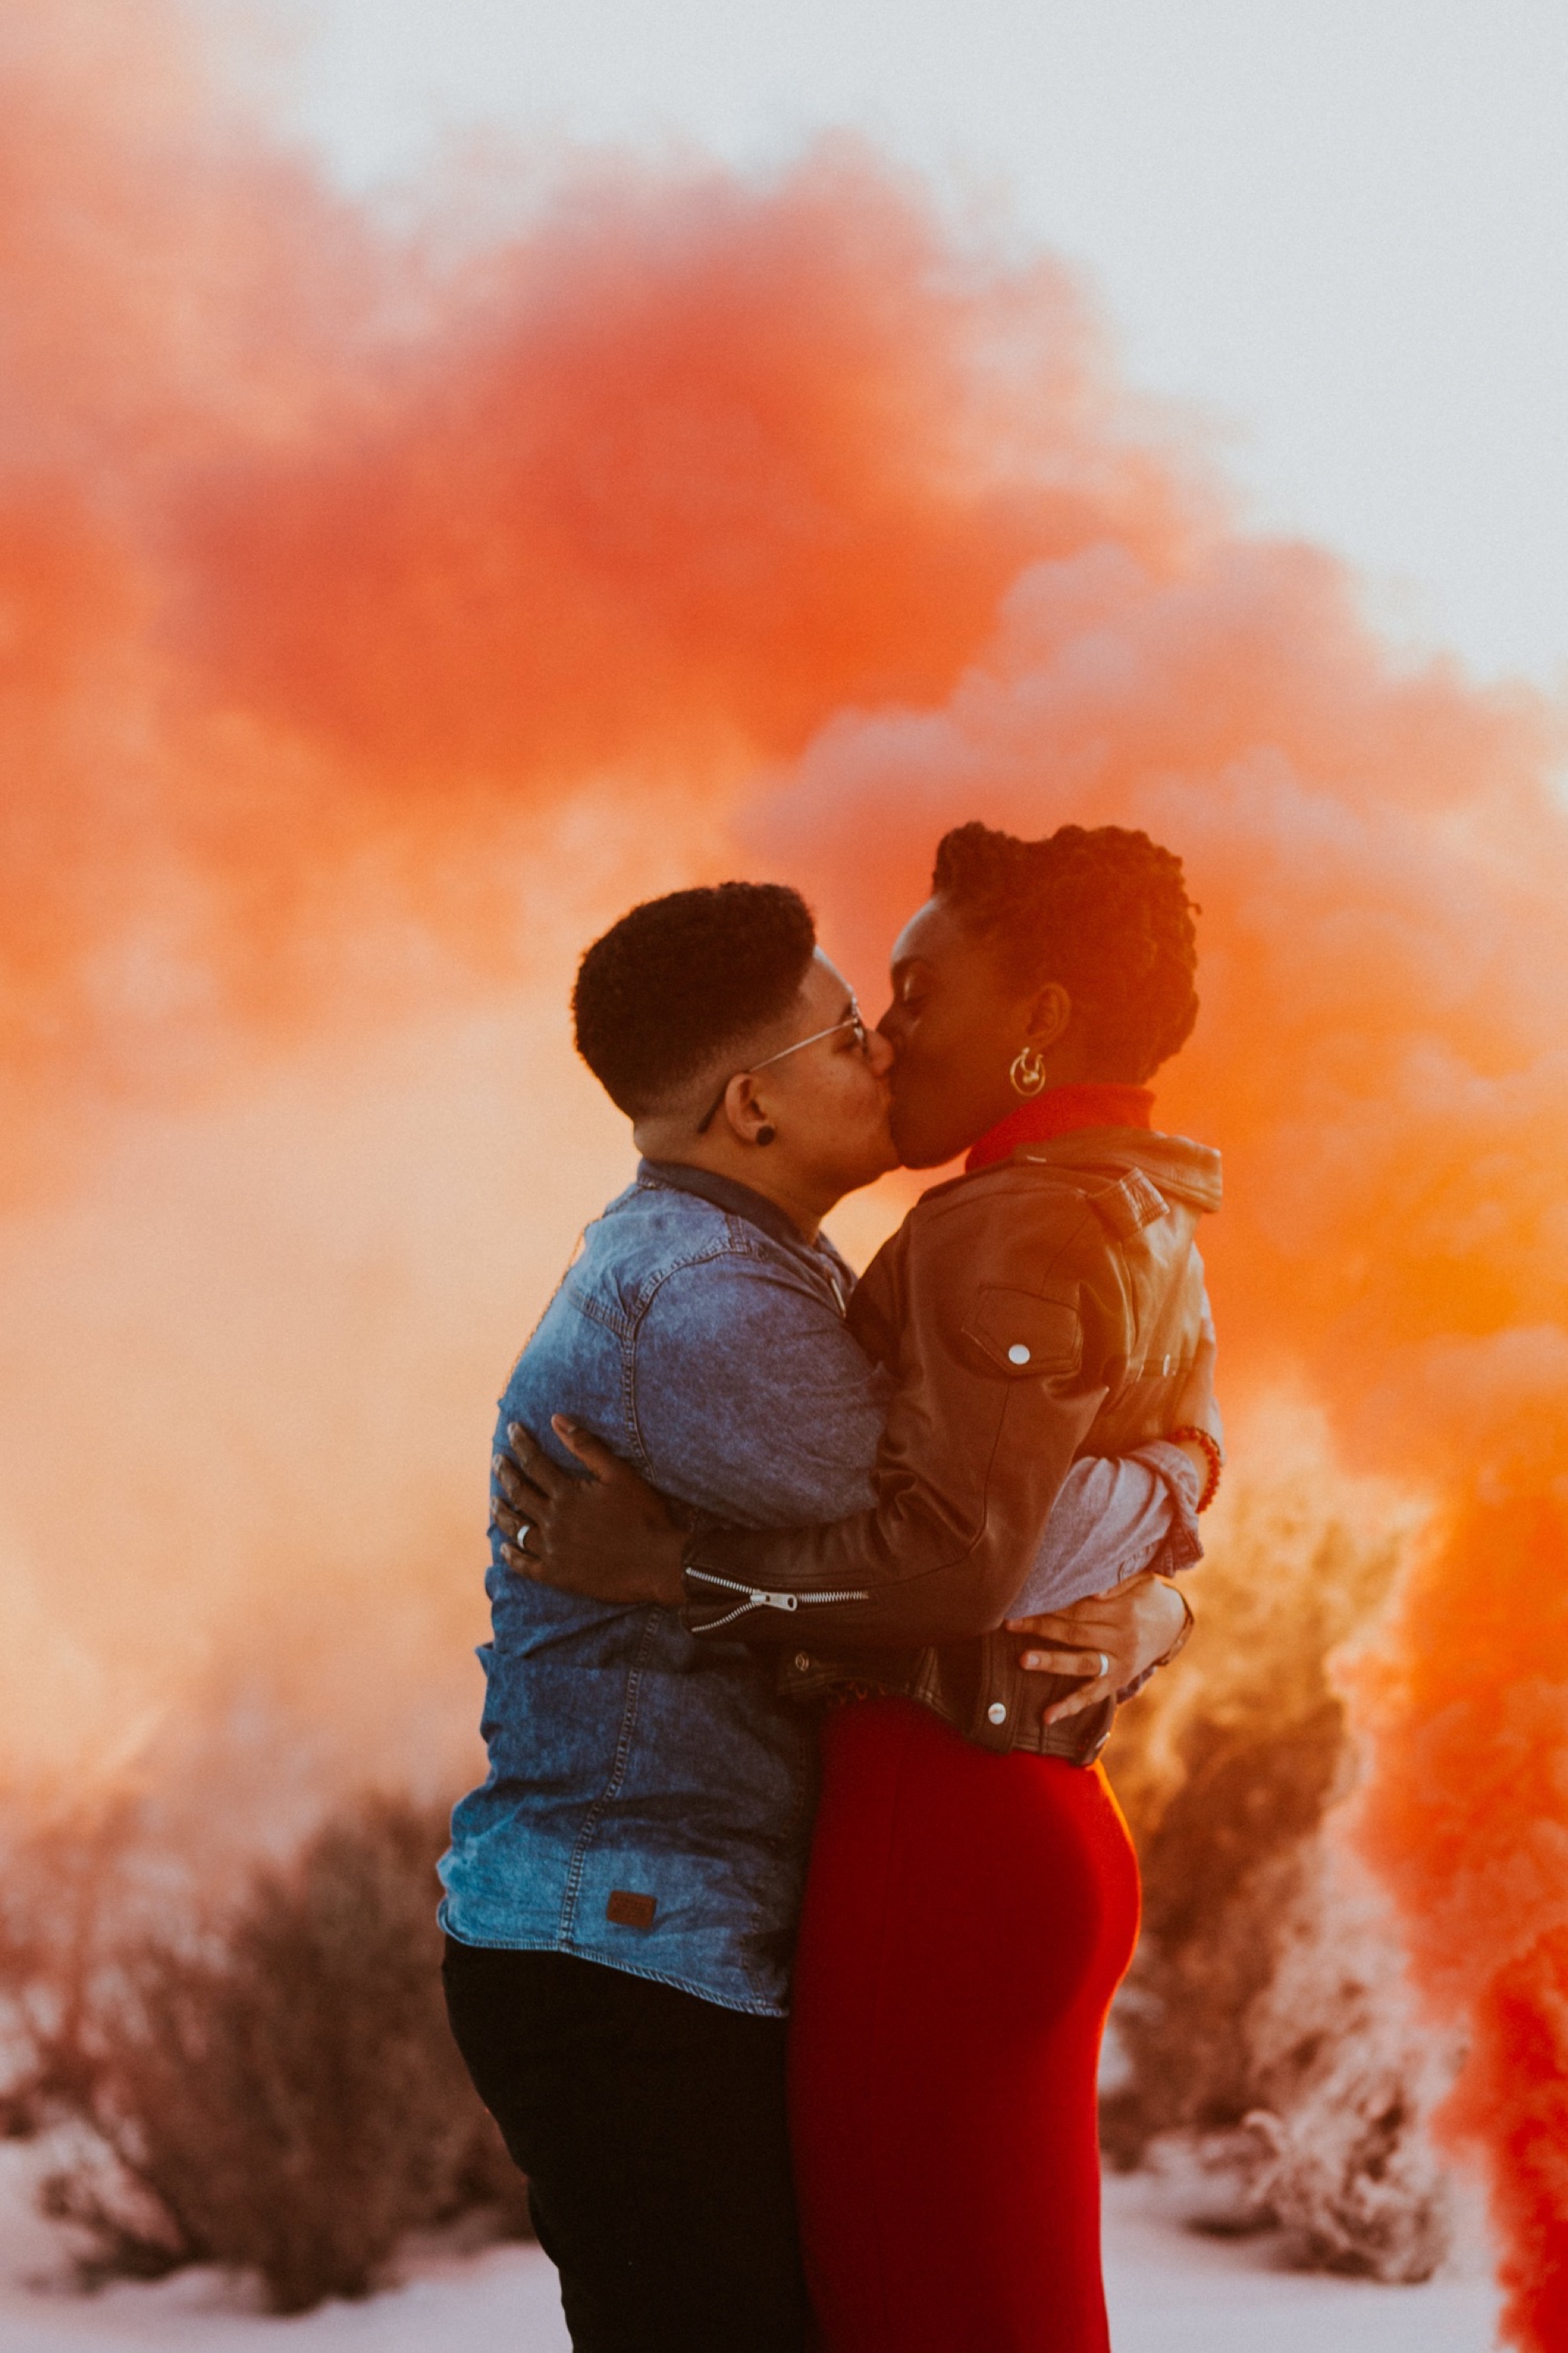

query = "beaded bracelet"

[1168,1424,1224,1513]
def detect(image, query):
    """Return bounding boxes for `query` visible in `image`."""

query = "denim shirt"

[438,1161,1197,2016]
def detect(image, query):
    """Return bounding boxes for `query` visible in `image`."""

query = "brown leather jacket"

[681,1126,1221,1762]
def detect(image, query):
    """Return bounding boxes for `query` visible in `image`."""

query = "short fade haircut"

[933,821,1199,1082]
[573,881,817,1117]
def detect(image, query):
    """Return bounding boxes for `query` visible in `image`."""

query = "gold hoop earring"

[1009,1046,1047,1098]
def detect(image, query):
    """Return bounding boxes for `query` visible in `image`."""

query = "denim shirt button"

[793,1653,811,1672]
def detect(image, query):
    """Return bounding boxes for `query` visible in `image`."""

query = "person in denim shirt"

[441,883,1203,2353]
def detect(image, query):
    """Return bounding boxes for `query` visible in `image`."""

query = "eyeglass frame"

[694,1002,873,1135]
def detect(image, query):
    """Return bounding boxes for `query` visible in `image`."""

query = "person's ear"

[724,1073,778,1149]
[1023,981,1072,1053]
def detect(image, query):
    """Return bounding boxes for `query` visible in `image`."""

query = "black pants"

[442,1940,812,2353]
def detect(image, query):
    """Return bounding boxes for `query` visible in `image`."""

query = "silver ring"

[1095,1650,1109,1679]
[515,1523,532,1550]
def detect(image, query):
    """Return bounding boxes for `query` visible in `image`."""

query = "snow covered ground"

[0,2147,1501,2351]
[1100,2170,1498,2352]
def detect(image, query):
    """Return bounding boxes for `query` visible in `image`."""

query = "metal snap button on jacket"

[1007,1342,1032,1364]
[987,1701,1007,1724]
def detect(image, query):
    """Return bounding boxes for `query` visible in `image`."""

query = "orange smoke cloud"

[0,0,1190,1192]
[5,2,1568,2338]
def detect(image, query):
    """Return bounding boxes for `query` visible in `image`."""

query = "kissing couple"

[440,818,1223,2351]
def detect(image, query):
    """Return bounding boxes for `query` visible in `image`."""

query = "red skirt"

[788,1698,1141,2353]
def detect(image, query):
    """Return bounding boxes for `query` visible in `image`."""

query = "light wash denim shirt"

[438,1160,1198,2016]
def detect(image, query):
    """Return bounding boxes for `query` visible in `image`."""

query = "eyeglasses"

[695,1003,872,1134]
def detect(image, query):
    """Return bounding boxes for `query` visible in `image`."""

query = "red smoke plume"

[5,3,1568,2338]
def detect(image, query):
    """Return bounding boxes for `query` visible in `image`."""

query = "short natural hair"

[932,821,1198,1081]
[573,882,817,1117]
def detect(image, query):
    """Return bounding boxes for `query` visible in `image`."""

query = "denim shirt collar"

[637,1157,818,1258]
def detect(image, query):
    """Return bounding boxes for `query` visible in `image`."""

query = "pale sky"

[265,0,1568,693]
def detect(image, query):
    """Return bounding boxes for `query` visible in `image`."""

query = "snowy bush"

[1102,1442,1455,2281]
[9,1795,528,2311]
[1235,1844,1454,2280]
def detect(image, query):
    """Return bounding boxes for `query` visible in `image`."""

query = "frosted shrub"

[1103,1696,1350,2152]
[1102,1437,1454,2280]
[1236,1846,1454,2281]
[27,1796,528,2311]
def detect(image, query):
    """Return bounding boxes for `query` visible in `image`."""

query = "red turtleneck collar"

[964,1083,1153,1174]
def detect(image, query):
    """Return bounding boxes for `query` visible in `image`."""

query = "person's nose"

[866,1025,897,1077]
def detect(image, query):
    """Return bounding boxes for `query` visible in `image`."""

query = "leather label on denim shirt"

[606,1890,658,1930]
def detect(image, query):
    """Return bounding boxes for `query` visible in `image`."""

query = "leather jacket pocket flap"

[963,1286,1083,1379]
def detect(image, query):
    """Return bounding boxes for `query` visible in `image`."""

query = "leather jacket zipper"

[685,1566,871,1632]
